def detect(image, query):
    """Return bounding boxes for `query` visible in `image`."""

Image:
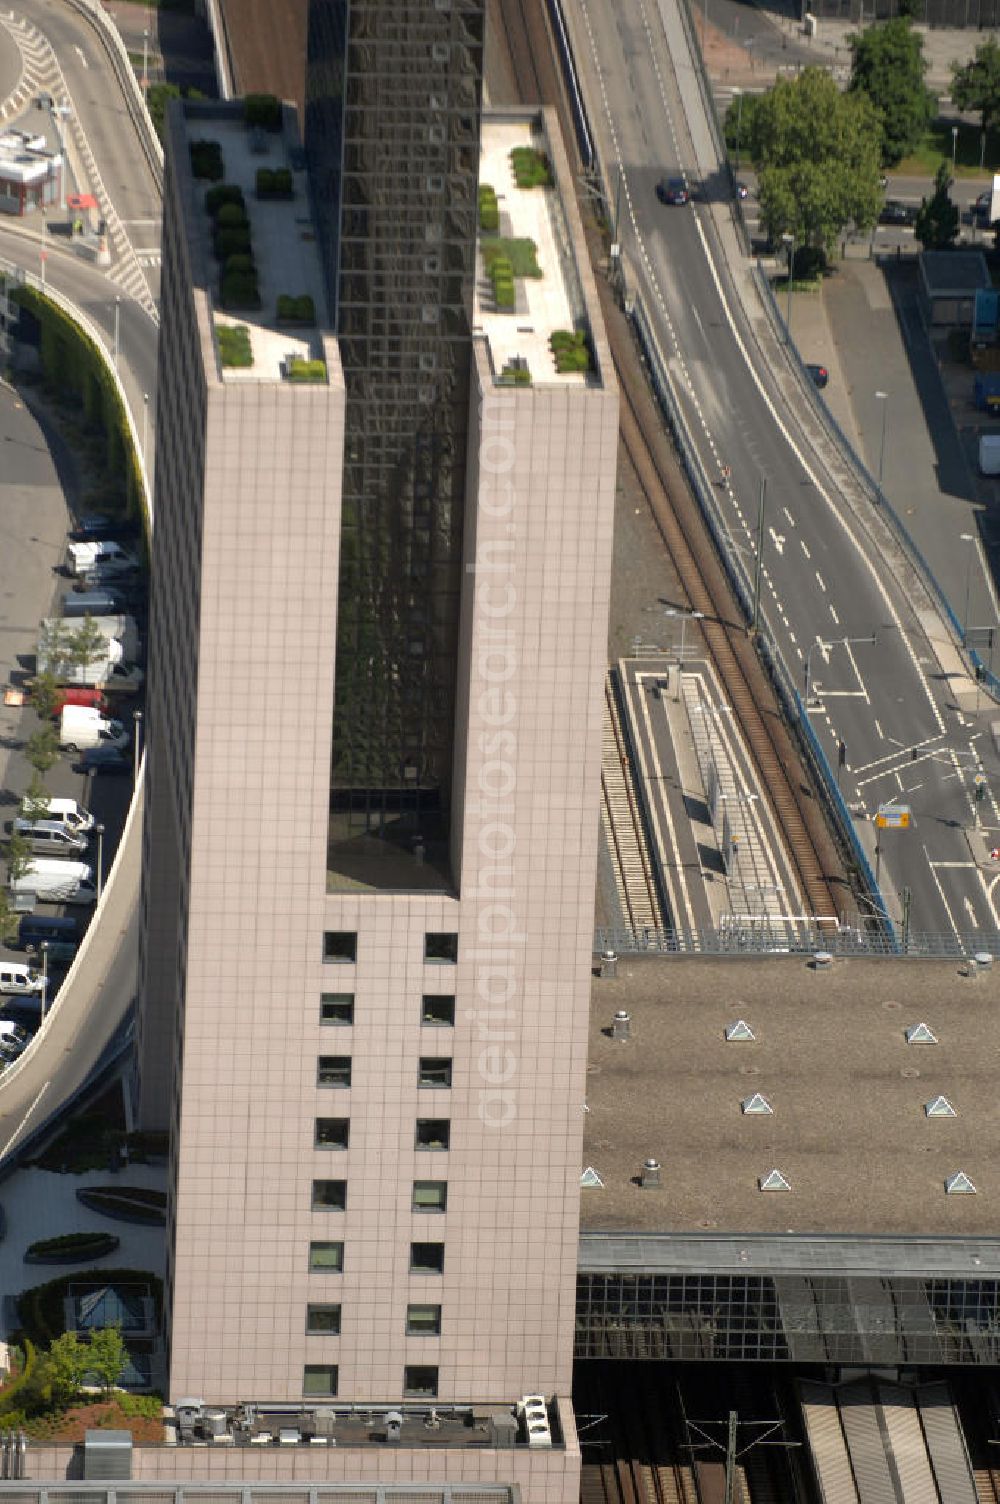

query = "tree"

[36,620,72,680]
[43,1331,88,1404]
[5,827,33,884]
[86,1326,125,1393]
[0,891,18,945]
[747,68,884,260]
[915,162,959,248]
[849,18,935,167]
[68,617,108,677]
[29,668,61,722]
[25,725,60,776]
[19,773,51,826]
[952,39,1000,132]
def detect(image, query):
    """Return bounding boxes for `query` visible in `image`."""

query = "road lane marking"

[923,843,961,941]
[815,570,827,592]
[800,539,810,559]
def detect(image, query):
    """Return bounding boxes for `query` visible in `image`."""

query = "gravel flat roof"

[582,954,1000,1238]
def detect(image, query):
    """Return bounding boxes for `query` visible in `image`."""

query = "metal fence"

[594,922,1000,956]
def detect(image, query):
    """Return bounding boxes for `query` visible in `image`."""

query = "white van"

[18,796,93,836]
[10,859,96,906]
[59,705,129,753]
[40,616,140,664]
[67,540,139,577]
[12,818,89,857]
[0,962,43,996]
[980,435,1000,475]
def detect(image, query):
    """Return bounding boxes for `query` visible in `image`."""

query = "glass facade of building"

[575,1273,1000,1366]
[306,0,485,851]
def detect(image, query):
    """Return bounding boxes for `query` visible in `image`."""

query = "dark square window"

[315,1117,349,1150]
[418,1057,452,1088]
[425,932,458,963]
[309,1241,344,1272]
[412,1179,447,1212]
[303,1363,338,1396]
[406,1303,442,1336]
[306,1303,341,1334]
[410,1241,445,1274]
[422,994,455,1025]
[312,1179,347,1211]
[404,1364,439,1397]
[324,931,356,964]
[321,993,354,1025]
[318,1055,352,1087]
[415,1118,450,1150]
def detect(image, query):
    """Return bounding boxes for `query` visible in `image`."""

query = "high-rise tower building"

[135,10,617,1499]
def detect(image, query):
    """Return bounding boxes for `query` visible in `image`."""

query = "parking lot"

[0,382,143,1048]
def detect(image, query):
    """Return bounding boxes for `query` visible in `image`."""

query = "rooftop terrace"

[582,954,1000,1238]
[475,114,595,388]
[180,101,329,382]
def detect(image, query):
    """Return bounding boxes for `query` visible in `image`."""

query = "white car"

[0,963,43,997]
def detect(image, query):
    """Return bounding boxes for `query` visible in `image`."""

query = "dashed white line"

[815,570,827,592]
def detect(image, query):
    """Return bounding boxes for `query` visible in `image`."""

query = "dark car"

[657,176,689,205]
[75,745,131,776]
[879,199,917,227]
[70,514,140,543]
[806,364,829,389]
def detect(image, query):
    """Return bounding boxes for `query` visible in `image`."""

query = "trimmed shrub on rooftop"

[214,226,251,259]
[215,202,249,229]
[510,145,552,189]
[244,93,282,132]
[223,253,255,276]
[216,324,253,368]
[479,183,499,232]
[205,183,245,216]
[24,1232,120,1266]
[220,270,261,311]
[256,167,293,199]
[481,237,541,278]
[488,254,516,310]
[189,139,223,181]
[287,356,327,383]
[499,358,532,387]
[549,328,591,374]
[276,294,316,324]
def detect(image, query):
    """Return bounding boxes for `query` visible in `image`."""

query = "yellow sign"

[876,803,911,829]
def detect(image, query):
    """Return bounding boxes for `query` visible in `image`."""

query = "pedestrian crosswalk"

[0,14,159,325]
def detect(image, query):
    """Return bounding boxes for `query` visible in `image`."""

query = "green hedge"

[0,1341,35,1416]
[499,360,531,386]
[481,237,541,278]
[276,294,315,324]
[216,324,253,368]
[510,146,552,189]
[17,1270,163,1347]
[215,202,248,229]
[287,357,327,383]
[478,184,499,232]
[189,139,223,181]
[221,271,261,311]
[214,226,251,259]
[489,254,515,310]
[256,167,293,199]
[25,1232,119,1264]
[244,93,282,131]
[11,285,146,537]
[223,253,255,276]
[549,328,591,374]
[205,183,245,216]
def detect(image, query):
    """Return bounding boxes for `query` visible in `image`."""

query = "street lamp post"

[39,941,49,1025]
[875,390,888,492]
[95,822,105,904]
[781,232,795,342]
[961,532,976,645]
[664,607,705,700]
[133,709,143,783]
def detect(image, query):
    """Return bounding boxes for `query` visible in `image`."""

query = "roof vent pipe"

[612,1009,631,1041]
[640,1158,661,1188]
[601,950,618,979]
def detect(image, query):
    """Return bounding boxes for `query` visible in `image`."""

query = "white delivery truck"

[9,858,97,906]
[979,435,1000,475]
[66,540,139,578]
[58,704,129,753]
[0,962,43,996]
[37,632,144,693]
[17,795,93,836]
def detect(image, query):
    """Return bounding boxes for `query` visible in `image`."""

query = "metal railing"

[594,923,1000,957]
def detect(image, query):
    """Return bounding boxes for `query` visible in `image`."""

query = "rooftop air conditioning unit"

[518,1395,552,1449]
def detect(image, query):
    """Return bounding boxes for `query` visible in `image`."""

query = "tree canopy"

[848,18,935,166]
[915,162,959,249]
[951,38,1000,132]
[746,68,884,255]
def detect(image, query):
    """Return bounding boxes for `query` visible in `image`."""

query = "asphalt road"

[571,0,1000,939]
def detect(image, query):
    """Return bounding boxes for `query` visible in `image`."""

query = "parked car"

[77,558,142,588]
[74,745,131,776]
[18,795,94,837]
[879,199,917,227]
[657,176,689,205]
[806,363,830,389]
[0,963,43,997]
[67,540,139,578]
[70,514,140,543]
[50,687,111,718]
[0,1021,33,1064]
[58,705,129,754]
[17,914,80,962]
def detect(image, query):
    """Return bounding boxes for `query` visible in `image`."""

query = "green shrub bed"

[245,93,282,131]
[287,357,327,383]
[276,294,316,324]
[221,271,261,311]
[17,1269,163,1346]
[499,359,532,387]
[481,237,541,278]
[205,183,245,216]
[24,1233,119,1266]
[549,329,592,374]
[479,184,499,232]
[76,1187,166,1226]
[216,324,253,368]
[488,255,516,310]
[189,139,223,181]
[511,146,552,188]
[0,1341,35,1416]
[256,167,293,199]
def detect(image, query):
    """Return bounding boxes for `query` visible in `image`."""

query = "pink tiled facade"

[137,107,616,1504]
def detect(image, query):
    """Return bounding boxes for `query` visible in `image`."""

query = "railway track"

[492,0,849,923]
[602,675,665,934]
